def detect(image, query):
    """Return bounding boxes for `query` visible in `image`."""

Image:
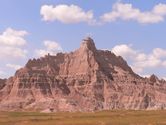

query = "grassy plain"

[0,110,166,125]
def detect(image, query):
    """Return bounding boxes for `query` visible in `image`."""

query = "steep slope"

[0,79,6,90]
[0,37,166,111]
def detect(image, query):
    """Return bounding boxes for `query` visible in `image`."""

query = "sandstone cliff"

[0,37,166,111]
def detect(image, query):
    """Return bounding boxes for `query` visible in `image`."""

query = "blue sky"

[0,0,166,79]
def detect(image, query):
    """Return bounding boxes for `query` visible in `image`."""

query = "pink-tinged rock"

[0,37,166,111]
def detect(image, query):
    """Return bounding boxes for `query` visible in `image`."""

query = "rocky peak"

[0,38,166,111]
[80,37,96,52]
[149,74,159,83]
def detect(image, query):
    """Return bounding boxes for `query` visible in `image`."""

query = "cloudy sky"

[0,0,166,79]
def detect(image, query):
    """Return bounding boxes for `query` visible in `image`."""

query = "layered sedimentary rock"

[0,37,166,111]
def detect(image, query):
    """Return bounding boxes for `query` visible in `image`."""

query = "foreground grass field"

[0,110,166,125]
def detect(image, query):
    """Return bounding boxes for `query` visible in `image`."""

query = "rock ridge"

[0,37,166,112]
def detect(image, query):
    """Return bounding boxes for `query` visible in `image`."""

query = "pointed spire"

[80,37,96,51]
[149,74,159,83]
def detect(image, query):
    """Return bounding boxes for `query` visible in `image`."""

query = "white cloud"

[142,74,151,78]
[0,46,27,58]
[44,40,62,51]
[0,70,5,76]
[112,44,136,59]
[131,57,161,73]
[112,44,166,74]
[152,48,166,58]
[101,2,166,24]
[153,3,166,16]
[0,28,28,59]
[35,40,62,57]
[40,3,166,25]
[6,64,22,70]
[0,28,28,46]
[162,61,166,67]
[40,4,94,24]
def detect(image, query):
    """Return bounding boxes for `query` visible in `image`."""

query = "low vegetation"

[0,110,166,125]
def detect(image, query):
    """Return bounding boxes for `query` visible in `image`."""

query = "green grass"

[0,110,166,125]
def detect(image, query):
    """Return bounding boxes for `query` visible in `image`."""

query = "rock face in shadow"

[0,79,6,90]
[0,37,166,111]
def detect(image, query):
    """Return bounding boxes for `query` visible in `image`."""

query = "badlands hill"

[0,37,166,112]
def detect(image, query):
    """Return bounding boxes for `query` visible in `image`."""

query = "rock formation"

[0,37,166,111]
[0,79,6,90]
